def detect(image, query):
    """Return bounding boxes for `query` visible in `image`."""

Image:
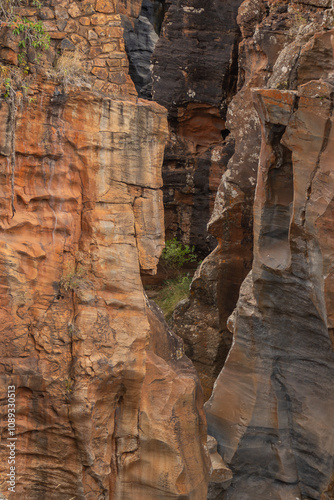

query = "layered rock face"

[171,0,334,401]
[2,1,334,499]
[0,86,209,499]
[207,80,334,500]
[0,1,210,498]
[121,0,165,99]
[152,0,242,255]
[205,9,334,499]
[0,0,137,96]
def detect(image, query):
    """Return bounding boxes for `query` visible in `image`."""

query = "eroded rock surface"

[0,1,210,498]
[200,4,334,498]
[121,0,165,99]
[171,0,334,402]
[0,82,210,499]
[152,0,242,254]
[207,435,233,500]
[206,80,334,499]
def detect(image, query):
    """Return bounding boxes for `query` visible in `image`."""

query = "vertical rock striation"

[170,0,334,404]
[0,86,209,499]
[121,0,165,99]
[206,67,334,500]
[152,0,243,255]
[0,1,210,498]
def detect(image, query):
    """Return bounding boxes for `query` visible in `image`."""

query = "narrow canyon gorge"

[0,0,333,499]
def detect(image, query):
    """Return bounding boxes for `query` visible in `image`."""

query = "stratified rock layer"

[206,81,334,499]
[0,84,209,499]
[171,0,334,401]
[0,0,211,491]
[152,0,242,254]
[0,0,139,96]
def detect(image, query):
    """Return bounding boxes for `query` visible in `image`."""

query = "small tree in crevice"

[151,239,199,320]
[160,237,197,272]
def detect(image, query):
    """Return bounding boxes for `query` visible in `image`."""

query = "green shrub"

[63,378,73,402]
[154,275,192,320]
[64,378,73,393]
[161,238,197,269]
[0,64,30,100]
[11,16,50,65]
[0,1,50,101]
[1,0,50,67]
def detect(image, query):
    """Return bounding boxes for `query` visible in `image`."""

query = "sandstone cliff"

[170,0,334,407]
[0,1,210,498]
[207,80,334,499]
[1,0,334,499]
[162,1,334,498]
[152,0,242,256]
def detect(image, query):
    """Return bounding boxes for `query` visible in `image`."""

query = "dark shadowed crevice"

[141,0,166,35]
[259,124,293,270]
[191,156,218,257]
[221,35,241,116]
[122,0,166,99]
[221,129,230,140]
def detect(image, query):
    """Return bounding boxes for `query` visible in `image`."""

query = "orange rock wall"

[0,81,210,499]
[0,1,211,497]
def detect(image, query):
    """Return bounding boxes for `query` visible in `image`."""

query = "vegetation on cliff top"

[0,0,50,101]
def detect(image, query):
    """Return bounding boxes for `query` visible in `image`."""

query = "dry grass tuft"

[51,50,90,90]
